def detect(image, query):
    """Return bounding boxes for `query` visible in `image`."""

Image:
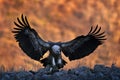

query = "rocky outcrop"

[0,64,120,80]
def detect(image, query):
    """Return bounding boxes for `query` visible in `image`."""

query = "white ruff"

[52,45,60,53]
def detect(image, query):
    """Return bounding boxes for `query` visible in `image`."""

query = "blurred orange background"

[0,0,120,71]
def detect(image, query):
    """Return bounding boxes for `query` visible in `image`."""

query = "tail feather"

[40,57,67,69]
[40,58,50,67]
[57,59,67,69]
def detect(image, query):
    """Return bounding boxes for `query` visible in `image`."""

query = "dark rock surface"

[0,64,120,80]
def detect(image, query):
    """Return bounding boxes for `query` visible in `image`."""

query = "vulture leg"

[56,56,64,68]
[52,57,56,66]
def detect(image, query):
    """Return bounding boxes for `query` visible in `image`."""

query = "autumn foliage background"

[0,0,120,71]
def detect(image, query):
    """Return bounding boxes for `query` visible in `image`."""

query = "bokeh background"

[0,0,120,71]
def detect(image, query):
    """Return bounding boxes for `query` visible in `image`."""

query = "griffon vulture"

[12,15,106,72]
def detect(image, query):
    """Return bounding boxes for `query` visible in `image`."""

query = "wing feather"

[61,25,106,60]
[12,14,50,60]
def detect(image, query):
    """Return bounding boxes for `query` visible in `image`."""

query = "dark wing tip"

[88,25,106,44]
[14,14,31,29]
[14,21,23,28]
[13,14,32,41]
[21,14,29,27]
[12,30,19,33]
[88,26,93,34]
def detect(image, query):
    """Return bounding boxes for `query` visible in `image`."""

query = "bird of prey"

[12,15,106,72]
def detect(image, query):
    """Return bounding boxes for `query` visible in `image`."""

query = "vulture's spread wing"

[61,25,106,60]
[12,15,50,60]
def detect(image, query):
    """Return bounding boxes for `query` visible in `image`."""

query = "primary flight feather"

[12,14,106,72]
